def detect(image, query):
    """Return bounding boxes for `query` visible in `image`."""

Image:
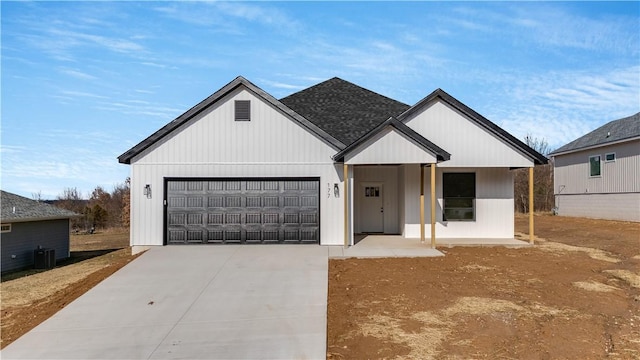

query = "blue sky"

[2,1,639,199]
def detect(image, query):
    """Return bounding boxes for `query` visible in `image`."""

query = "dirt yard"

[328,214,640,359]
[0,229,138,349]
[1,216,638,358]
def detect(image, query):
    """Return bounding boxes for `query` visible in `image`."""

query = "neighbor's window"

[1,224,11,233]
[605,153,616,162]
[235,100,251,121]
[589,155,601,177]
[443,173,476,221]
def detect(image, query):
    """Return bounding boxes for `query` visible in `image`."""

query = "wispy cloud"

[489,65,639,149]
[0,145,26,154]
[154,2,301,35]
[58,67,98,80]
[48,28,144,54]
[258,79,305,91]
[58,90,109,99]
[95,101,183,119]
[510,5,639,55]
[442,4,639,55]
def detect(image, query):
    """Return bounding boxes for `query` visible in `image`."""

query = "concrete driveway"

[2,246,328,360]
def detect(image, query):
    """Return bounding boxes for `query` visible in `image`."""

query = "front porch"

[328,234,531,259]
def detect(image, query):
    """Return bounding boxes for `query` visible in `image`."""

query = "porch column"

[344,163,349,248]
[430,163,436,248]
[420,165,425,243]
[529,166,534,244]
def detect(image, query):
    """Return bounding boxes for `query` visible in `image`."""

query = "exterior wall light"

[144,184,152,199]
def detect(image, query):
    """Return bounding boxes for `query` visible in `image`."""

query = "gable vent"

[235,100,251,121]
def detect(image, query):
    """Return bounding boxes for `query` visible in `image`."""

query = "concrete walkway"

[2,246,328,360]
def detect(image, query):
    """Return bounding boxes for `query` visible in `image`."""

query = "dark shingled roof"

[1,191,78,223]
[280,77,411,146]
[550,112,640,155]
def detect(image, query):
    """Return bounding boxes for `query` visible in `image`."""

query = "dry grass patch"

[356,297,577,360]
[459,264,496,272]
[538,241,620,263]
[1,259,113,309]
[573,281,620,292]
[604,269,640,288]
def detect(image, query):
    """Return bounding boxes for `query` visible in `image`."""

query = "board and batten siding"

[129,88,345,247]
[1,219,70,272]
[553,140,640,195]
[403,101,534,168]
[402,166,515,238]
[345,128,437,165]
[553,139,640,222]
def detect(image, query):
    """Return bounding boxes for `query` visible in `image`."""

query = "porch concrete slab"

[436,238,531,248]
[328,235,531,259]
[329,236,445,259]
[2,245,328,360]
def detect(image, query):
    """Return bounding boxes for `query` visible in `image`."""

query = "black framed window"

[589,155,601,177]
[443,173,476,221]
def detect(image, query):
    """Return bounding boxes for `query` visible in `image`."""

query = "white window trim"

[1,224,11,233]
[605,152,616,162]
[589,155,601,177]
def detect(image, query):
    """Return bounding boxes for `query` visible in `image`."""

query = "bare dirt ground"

[0,229,138,349]
[327,214,640,359]
[1,216,638,358]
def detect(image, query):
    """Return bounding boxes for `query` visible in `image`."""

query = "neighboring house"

[549,112,640,222]
[1,191,77,272]
[118,76,547,251]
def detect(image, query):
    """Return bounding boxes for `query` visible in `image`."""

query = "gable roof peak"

[398,87,548,165]
[118,76,344,164]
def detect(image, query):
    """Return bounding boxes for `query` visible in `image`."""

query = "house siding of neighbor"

[550,113,640,222]
[119,76,547,250]
[1,191,77,272]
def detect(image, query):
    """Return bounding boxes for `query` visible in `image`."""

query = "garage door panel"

[206,228,224,243]
[167,179,319,245]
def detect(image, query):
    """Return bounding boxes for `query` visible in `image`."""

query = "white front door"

[361,183,384,233]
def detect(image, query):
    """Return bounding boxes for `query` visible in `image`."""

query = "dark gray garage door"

[166,179,319,244]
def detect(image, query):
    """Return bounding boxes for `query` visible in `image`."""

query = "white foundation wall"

[402,166,515,238]
[130,163,346,246]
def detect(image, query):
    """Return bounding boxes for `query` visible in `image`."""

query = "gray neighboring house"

[1,191,78,272]
[549,112,640,222]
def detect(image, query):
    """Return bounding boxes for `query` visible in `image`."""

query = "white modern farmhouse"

[119,76,546,251]
[549,112,639,222]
